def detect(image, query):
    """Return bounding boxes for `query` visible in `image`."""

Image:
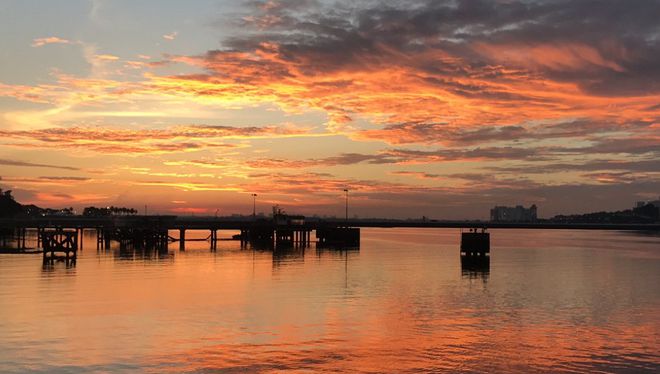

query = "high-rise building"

[490,204,538,222]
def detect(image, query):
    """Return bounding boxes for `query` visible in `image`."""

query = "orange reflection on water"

[0,228,658,372]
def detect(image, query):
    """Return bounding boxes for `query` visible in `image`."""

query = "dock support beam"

[210,229,217,250]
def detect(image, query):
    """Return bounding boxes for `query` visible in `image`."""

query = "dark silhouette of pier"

[460,228,490,277]
[1,215,658,253]
[41,229,78,267]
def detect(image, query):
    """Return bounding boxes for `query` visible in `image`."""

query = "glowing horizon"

[1,0,659,219]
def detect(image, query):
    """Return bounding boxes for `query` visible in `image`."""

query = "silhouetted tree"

[0,189,22,217]
[82,205,138,217]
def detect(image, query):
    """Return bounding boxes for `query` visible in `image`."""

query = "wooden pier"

[1,215,658,257]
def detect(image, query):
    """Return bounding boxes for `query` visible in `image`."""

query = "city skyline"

[1,0,659,219]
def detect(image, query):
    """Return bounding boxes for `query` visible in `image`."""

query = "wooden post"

[210,229,217,250]
[179,229,185,251]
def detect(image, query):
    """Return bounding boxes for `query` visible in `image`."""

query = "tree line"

[82,206,138,217]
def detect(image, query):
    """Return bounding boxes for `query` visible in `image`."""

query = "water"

[1,228,659,373]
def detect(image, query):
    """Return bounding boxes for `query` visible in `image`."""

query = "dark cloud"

[0,158,79,171]
[39,176,90,181]
[557,137,660,156]
[246,152,399,168]
[250,138,659,171]
[492,159,660,174]
[153,0,660,148]
[390,171,442,180]
[246,145,548,170]
[229,0,660,95]
[356,119,658,146]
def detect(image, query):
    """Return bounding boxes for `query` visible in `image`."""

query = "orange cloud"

[2,0,659,217]
[31,192,108,204]
[133,180,241,192]
[95,54,120,61]
[171,207,209,214]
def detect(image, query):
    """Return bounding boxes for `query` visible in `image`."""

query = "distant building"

[272,205,305,225]
[490,204,538,222]
[634,197,660,209]
[632,196,660,221]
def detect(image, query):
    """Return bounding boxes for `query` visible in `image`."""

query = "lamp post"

[252,193,257,219]
[343,189,349,222]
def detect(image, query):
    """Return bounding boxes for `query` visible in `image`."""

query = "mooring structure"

[41,229,78,266]
[460,227,490,273]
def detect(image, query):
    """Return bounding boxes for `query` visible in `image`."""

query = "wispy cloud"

[94,54,119,61]
[163,31,178,41]
[39,176,91,181]
[390,171,443,180]
[0,124,308,154]
[31,36,74,47]
[0,159,79,171]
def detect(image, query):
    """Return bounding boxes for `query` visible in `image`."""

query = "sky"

[0,0,659,219]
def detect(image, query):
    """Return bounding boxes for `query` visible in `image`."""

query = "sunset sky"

[1,0,659,219]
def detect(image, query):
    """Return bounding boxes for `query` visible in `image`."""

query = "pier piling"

[179,229,186,251]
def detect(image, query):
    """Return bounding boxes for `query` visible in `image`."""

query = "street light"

[252,193,257,219]
[343,189,349,222]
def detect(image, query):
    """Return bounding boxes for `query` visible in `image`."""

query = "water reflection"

[272,245,306,269]
[116,246,174,262]
[460,256,490,282]
[316,245,360,254]
[1,228,659,373]
[41,257,76,272]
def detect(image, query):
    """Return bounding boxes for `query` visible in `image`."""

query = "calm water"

[1,228,659,373]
